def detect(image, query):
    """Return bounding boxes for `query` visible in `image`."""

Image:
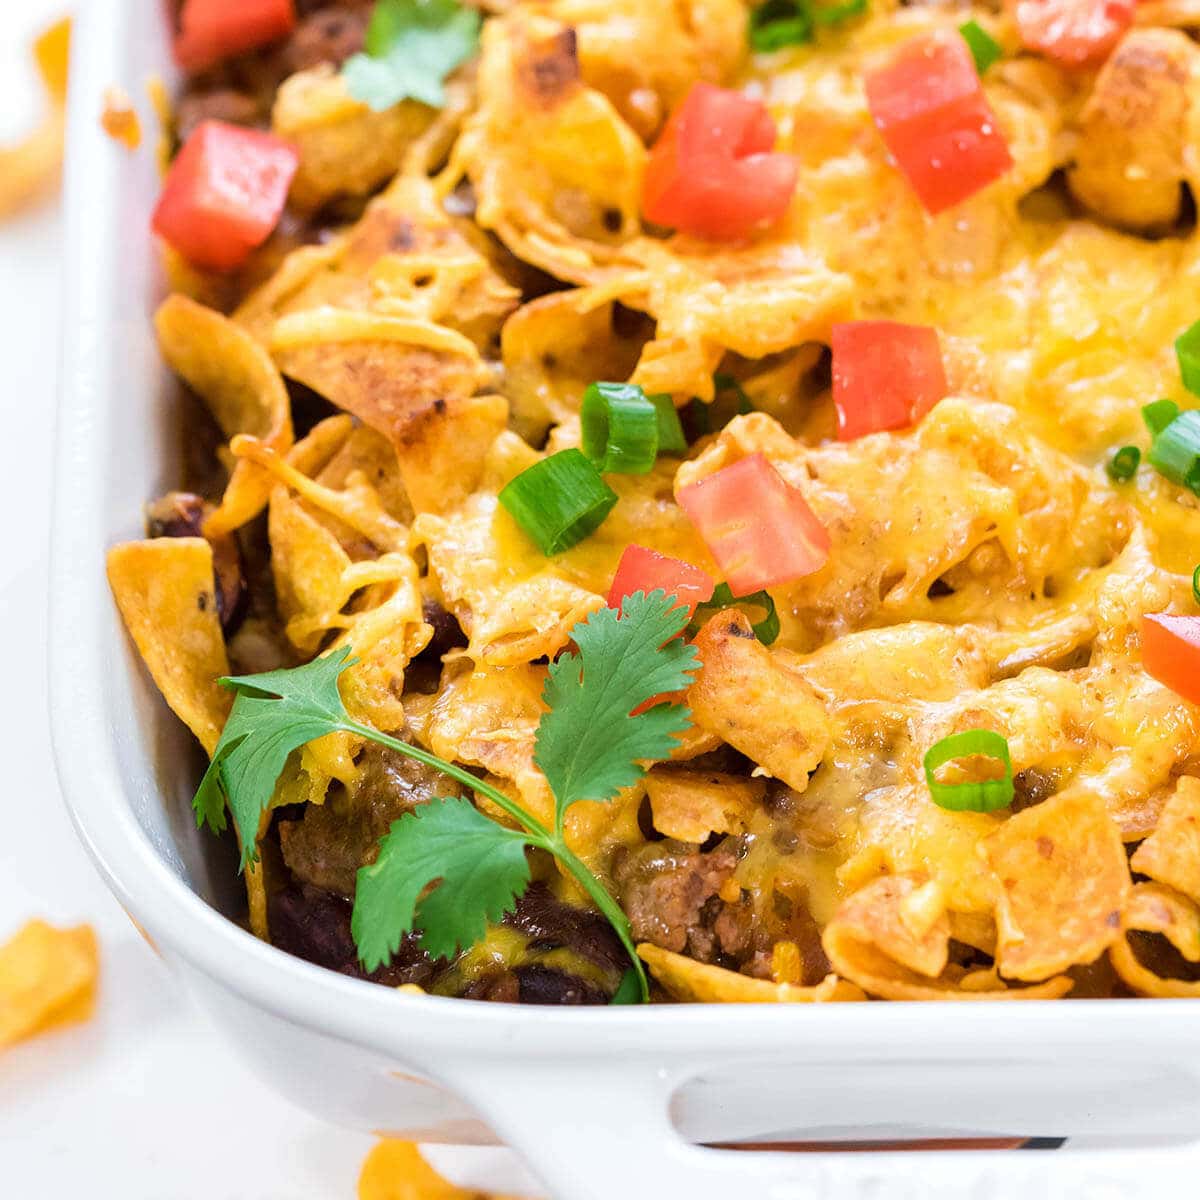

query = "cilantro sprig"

[343,0,481,112]
[194,591,700,1003]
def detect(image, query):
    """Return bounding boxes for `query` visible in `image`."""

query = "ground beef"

[612,839,739,960]
[268,883,437,987]
[173,1,374,144]
[276,6,371,75]
[711,885,831,984]
[174,87,265,141]
[278,745,457,895]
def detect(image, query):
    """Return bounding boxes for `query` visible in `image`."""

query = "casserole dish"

[51,0,1200,1195]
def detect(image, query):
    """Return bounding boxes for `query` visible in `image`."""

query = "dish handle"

[432,1055,1183,1200]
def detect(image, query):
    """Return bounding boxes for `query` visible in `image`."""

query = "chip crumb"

[0,920,99,1049]
[0,16,70,220]
[101,86,142,150]
[358,1139,517,1200]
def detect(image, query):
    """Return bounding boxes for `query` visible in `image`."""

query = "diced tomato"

[1142,613,1200,706]
[1014,0,1134,68]
[175,0,297,73]
[643,82,798,241]
[607,545,715,619]
[831,321,948,440]
[865,31,1013,215]
[152,121,299,272]
[677,454,830,597]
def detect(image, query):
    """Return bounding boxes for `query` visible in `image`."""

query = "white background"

[3,3,1200,1197]
[0,4,376,1194]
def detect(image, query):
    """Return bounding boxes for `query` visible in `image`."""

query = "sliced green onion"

[923,729,1014,813]
[1193,564,1200,607]
[650,393,687,455]
[498,449,618,555]
[1106,445,1140,483]
[1148,410,1200,495]
[959,19,1002,74]
[812,0,867,25]
[1177,319,1200,396]
[749,0,813,50]
[581,382,659,475]
[1143,398,1180,436]
[714,372,754,415]
[689,582,780,645]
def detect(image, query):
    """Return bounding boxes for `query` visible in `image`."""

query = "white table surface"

[4,4,1200,1197]
[0,6,378,1195]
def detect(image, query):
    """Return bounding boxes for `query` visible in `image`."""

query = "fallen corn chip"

[983,791,1130,982]
[100,85,142,150]
[34,17,70,103]
[107,537,232,755]
[0,920,98,1049]
[0,18,71,220]
[359,1138,520,1200]
[639,943,865,1003]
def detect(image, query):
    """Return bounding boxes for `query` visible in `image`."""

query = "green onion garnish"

[498,449,618,555]
[923,729,1014,813]
[689,582,781,645]
[1143,398,1180,436]
[581,382,664,474]
[748,0,866,51]
[1106,445,1141,483]
[1148,410,1200,495]
[750,0,813,49]
[650,393,687,455]
[959,19,1002,74]
[811,0,867,26]
[1193,564,1200,607]
[1177,320,1200,396]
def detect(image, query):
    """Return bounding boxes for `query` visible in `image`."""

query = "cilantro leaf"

[190,598,697,1001]
[352,798,532,969]
[535,590,699,822]
[343,0,481,112]
[197,648,356,866]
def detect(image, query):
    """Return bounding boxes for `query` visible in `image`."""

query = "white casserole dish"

[50,2,1200,1195]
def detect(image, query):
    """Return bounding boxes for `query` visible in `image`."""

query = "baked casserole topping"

[108,0,1200,1003]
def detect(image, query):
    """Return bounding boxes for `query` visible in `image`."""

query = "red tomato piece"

[677,454,830,597]
[865,31,1013,214]
[1014,0,1135,68]
[1142,613,1200,706]
[152,121,299,273]
[607,545,715,619]
[175,0,297,72]
[831,321,948,440]
[643,82,798,241]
